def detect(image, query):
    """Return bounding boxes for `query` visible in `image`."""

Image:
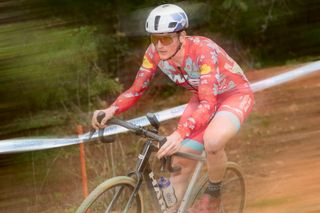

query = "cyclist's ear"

[179,30,187,43]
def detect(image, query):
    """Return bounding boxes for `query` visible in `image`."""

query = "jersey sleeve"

[177,94,199,130]
[176,44,220,138]
[111,46,158,114]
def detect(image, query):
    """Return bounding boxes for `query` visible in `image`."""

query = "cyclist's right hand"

[92,106,118,130]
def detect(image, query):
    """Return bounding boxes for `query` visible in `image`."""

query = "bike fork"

[106,172,142,213]
[124,180,143,212]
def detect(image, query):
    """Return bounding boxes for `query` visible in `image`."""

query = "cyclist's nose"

[156,40,164,48]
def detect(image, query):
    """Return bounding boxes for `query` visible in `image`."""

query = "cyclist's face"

[151,33,181,59]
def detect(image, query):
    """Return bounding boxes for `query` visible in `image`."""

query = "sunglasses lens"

[162,36,173,45]
[150,36,159,45]
[151,35,174,46]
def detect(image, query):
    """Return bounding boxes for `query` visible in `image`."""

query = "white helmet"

[145,4,189,34]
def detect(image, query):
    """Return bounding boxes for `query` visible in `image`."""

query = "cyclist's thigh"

[203,92,254,148]
[180,91,254,151]
[215,91,254,127]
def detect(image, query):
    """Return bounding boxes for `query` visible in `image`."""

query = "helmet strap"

[165,41,182,61]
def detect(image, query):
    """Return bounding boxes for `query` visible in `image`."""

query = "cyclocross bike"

[76,112,245,213]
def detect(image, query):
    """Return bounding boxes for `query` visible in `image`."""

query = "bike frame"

[121,139,206,213]
[84,116,244,213]
[77,137,244,213]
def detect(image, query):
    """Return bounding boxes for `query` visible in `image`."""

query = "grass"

[248,197,290,208]
[0,111,68,137]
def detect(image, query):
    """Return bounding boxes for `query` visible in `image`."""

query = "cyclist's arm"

[111,52,157,114]
[176,48,219,138]
[177,94,199,130]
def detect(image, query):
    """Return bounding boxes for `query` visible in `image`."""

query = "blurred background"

[0,0,319,212]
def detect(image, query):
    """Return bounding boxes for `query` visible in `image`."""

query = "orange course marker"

[77,125,89,202]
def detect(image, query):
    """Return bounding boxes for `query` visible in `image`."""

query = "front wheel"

[189,162,246,213]
[76,176,144,213]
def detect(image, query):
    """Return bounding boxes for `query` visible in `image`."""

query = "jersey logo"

[169,74,200,87]
[142,56,153,69]
[171,74,188,84]
[149,172,167,212]
[200,64,211,74]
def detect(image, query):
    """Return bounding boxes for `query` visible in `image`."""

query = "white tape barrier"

[1,61,319,154]
[250,61,320,92]
[0,104,187,154]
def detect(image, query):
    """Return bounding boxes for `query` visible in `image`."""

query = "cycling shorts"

[181,90,254,152]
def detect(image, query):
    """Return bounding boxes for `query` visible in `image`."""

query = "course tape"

[1,61,319,154]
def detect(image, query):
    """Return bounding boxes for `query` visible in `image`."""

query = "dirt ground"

[0,63,319,213]
[231,63,320,213]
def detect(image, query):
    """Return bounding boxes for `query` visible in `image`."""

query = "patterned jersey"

[112,36,252,138]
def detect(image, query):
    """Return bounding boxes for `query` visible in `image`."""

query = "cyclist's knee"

[203,135,225,155]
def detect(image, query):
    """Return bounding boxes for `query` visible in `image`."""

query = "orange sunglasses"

[150,34,179,46]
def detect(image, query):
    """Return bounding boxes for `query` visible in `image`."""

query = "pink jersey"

[112,36,252,138]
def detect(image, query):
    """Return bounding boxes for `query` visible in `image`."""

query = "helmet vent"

[154,15,160,31]
[168,22,177,28]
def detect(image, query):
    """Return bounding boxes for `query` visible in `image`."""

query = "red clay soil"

[148,62,320,213]
[0,63,319,213]
[231,63,320,213]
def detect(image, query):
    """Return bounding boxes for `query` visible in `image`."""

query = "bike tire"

[76,176,144,213]
[188,162,246,213]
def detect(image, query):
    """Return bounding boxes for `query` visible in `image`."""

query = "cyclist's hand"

[92,106,118,130]
[157,131,183,159]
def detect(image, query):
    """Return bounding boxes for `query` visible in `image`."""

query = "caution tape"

[0,61,319,154]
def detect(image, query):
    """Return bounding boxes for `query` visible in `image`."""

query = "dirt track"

[231,64,320,213]
[0,63,319,213]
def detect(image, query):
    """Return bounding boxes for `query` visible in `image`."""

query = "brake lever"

[158,139,181,173]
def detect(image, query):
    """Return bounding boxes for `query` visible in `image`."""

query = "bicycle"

[76,112,246,213]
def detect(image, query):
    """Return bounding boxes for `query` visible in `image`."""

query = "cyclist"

[92,4,254,213]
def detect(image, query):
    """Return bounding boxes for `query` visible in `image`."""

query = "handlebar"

[107,117,182,172]
[93,111,205,173]
[108,118,167,144]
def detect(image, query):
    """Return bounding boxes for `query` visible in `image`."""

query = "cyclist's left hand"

[157,131,183,159]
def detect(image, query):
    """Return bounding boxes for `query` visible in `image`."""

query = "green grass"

[248,197,290,208]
